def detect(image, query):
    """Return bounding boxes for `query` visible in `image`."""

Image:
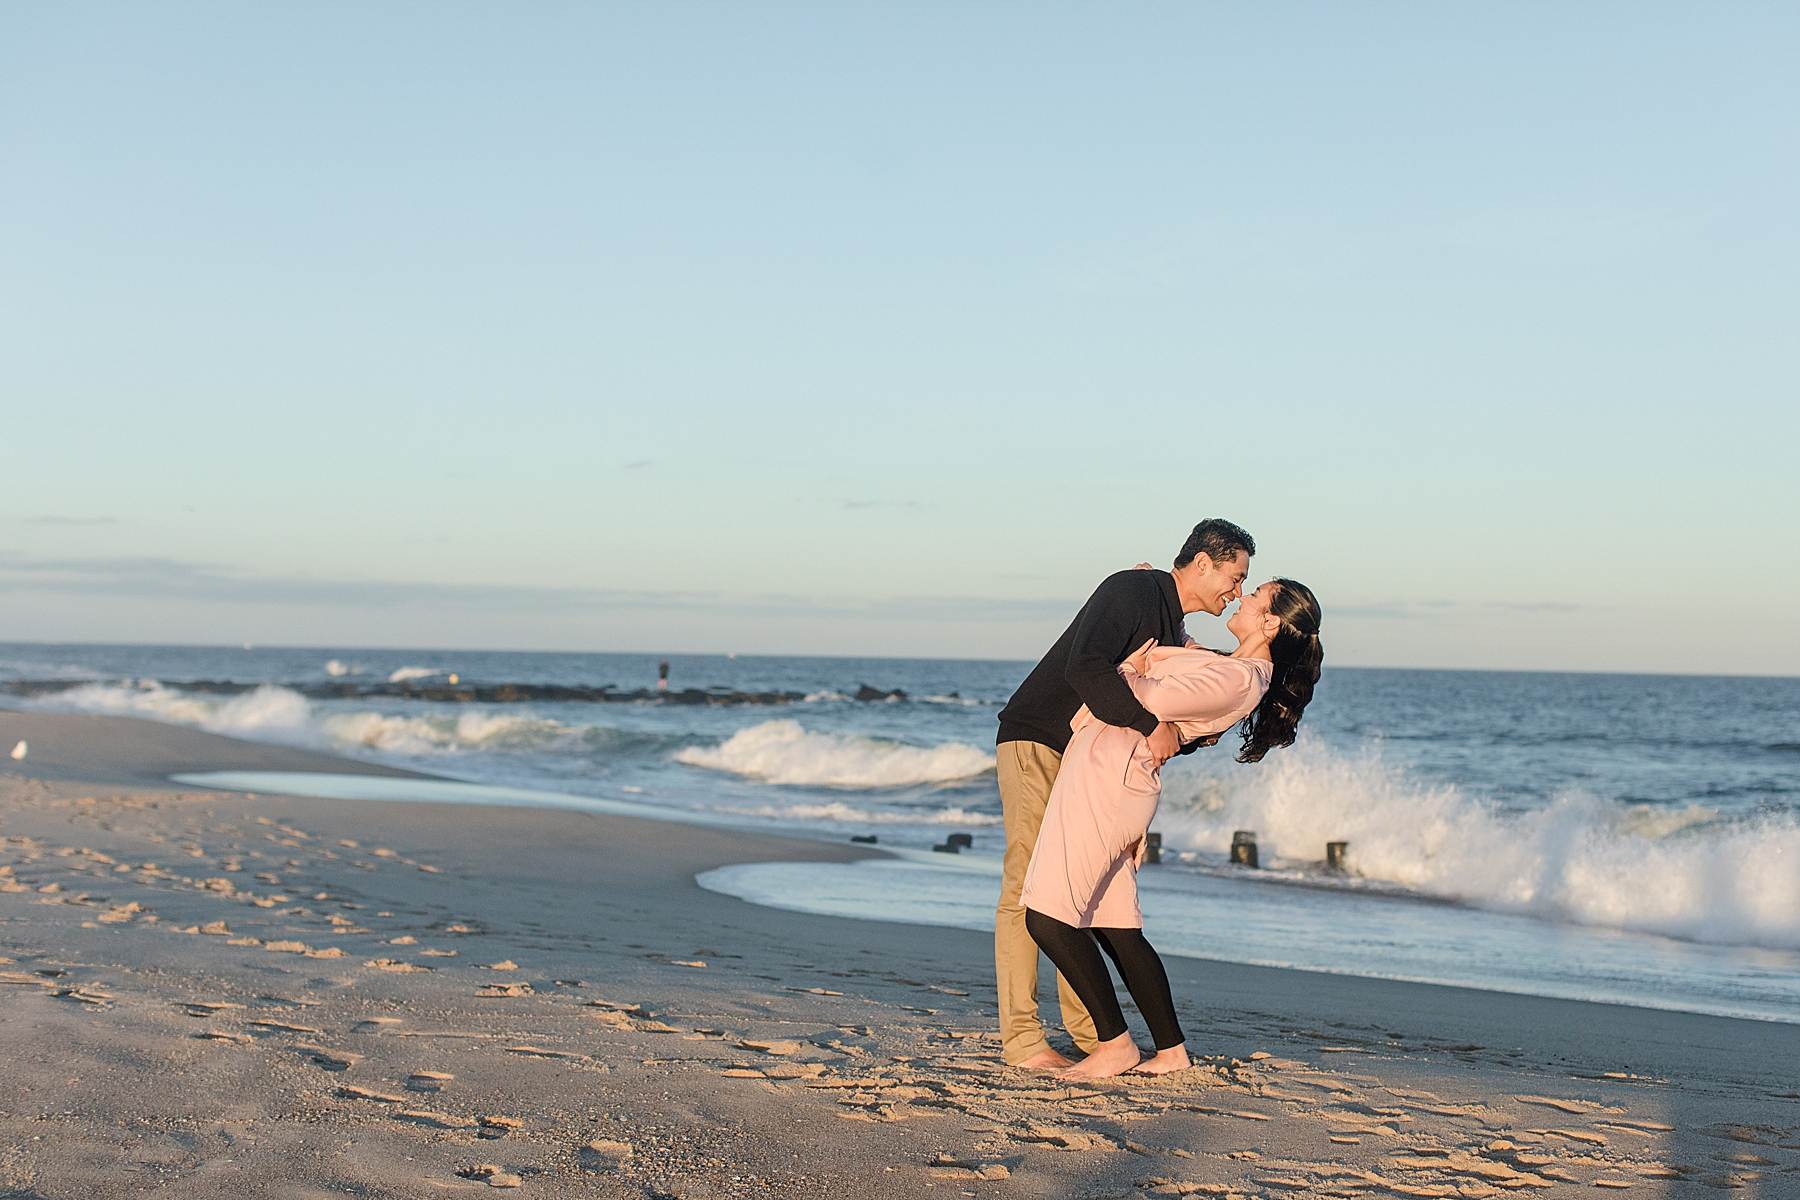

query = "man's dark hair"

[1174,519,1256,569]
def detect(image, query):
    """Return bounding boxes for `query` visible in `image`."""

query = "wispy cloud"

[0,553,1076,624]
[1333,598,1586,620]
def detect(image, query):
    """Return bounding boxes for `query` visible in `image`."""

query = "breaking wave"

[707,800,1001,826]
[18,681,631,758]
[674,719,994,788]
[25,680,289,732]
[1157,736,1800,950]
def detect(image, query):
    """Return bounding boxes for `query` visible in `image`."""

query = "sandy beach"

[1,709,1795,1198]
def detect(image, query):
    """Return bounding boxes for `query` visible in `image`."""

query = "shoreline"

[135,756,1799,1029]
[2,709,1796,1197]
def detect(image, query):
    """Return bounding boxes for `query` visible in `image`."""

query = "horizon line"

[1,638,1794,683]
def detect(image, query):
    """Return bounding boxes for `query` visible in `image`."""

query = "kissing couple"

[993,519,1322,1079]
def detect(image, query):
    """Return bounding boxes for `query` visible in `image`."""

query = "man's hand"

[1146,721,1181,767]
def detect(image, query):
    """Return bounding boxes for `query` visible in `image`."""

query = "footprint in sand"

[454,1164,521,1188]
[589,1009,635,1029]
[928,1154,1011,1181]
[591,1008,682,1033]
[763,1062,828,1080]
[398,1109,477,1131]
[588,999,645,1014]
[478,1116,522,1140]
[477,983,532,997]
[408,1071,454,1093]
[737,1039,803,1057]
[580,1139,633,1170]
[302,1048,364,1071]
[181,1001,246,1016]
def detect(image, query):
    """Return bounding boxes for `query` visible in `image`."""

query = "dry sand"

[1,709,1796,1198]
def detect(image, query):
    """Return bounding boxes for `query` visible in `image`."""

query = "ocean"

[4,642,1797,1023]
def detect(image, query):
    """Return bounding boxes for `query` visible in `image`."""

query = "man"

[994,518,1255,1069]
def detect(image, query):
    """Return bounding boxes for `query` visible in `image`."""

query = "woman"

[1018,578,1323,1079]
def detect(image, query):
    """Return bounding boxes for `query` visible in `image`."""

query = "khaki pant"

[995,740,1098,1065]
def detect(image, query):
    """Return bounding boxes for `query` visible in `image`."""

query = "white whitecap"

[1156,735,1800,951]
[673,719,994,788]
[17,680,576,759]
[707,800,1001,826]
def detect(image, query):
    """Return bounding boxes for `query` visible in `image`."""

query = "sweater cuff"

[1130,710,1161,739]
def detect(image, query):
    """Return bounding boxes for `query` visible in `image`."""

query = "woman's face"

[1227,580,1282,643]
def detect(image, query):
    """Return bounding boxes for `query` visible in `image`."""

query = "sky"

[2,3,1796,674]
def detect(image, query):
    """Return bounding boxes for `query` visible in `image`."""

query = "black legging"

[1025,908,1185,1051]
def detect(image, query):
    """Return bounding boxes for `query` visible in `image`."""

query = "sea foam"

[674,719,994,788]
[27,681,577,757]
[1159,736,1800,950]
[707,800,1001,826]
[37,680,286,732]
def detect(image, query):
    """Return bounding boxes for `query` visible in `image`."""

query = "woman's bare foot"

[1131,1044,1191,1075]
[1015,1046,1076,1070]
[1055,1032,1142,1080]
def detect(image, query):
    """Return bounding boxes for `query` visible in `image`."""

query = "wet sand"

[1,709,1795,1197]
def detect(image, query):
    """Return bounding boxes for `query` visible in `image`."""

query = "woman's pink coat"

[1019,642,1272,929]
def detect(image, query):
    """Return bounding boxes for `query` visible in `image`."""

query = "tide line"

[169,770,727,827]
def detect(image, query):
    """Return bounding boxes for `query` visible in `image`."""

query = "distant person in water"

[658,659,670,692]
[993,519,1255,1070]
[1021,578,1323,1078]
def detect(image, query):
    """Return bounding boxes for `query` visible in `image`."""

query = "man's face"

[1194,550,1250,616]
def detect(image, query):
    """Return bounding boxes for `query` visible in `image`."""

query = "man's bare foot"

[1131,1044,1191,1075]
[1056,1032,1142,1080]
[1015,1046,1076,1070]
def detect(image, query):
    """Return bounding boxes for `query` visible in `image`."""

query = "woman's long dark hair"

[1237,578,1323,763]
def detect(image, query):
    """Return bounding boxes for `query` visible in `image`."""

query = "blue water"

[5,643,1797,1021]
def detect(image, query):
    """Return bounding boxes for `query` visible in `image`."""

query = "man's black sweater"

[996,569,1188,754]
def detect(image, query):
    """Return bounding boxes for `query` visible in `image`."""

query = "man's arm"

[1063,573,1164,739]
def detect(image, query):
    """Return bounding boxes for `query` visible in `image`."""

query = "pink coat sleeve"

[1121,652,1270,739]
